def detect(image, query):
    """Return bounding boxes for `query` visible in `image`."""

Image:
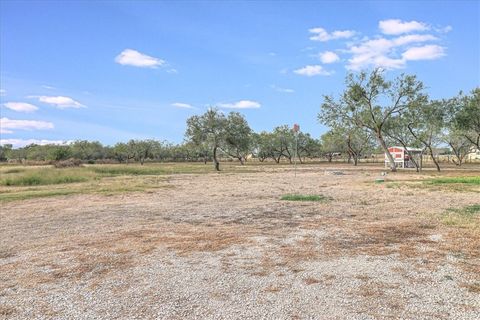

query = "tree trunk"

[213,146,220,171]
[377,132,397,172]
[353,155,358,166]
[427,146,441,171]
[297,153,303,164]
[238,157,245,165]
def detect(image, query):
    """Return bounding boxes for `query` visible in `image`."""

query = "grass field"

[0,162,479,318]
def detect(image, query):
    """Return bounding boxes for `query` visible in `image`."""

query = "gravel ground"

[1,164,479,319]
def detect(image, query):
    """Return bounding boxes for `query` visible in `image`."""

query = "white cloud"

[0,117,54,134]
[0,139,71,148]
[218,100,261,109]
[309,27,355,41]
[41,85,56,90]
[379,19,429,35]
[172,102,194,109]
[346,33,442,70]
[319,51,340,64]
[402,45,446,61]
[270,85,294,93]
[438,25,453,33]
[35,96,85,109]
[3,102,38,113]
[294,65,333,76]
[115,49,165,68]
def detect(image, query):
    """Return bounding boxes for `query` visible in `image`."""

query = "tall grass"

[0,168,91,186]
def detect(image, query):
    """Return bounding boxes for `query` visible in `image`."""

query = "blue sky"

[1,0,479,147]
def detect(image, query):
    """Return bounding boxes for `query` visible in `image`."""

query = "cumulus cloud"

[309,27,355,41]
[346,33,442,70]
[319,51,340,64]
[3,102,38,113]
[0,117,54,134]
[294,65,333,76]
[0,139,71,148]
[270,85,294,93]
[218,100,261,109]
[379,19,429,35]
[34,96,85,109]
[172,102,194,109]
[402,45,445,61]
[115,49,165,68]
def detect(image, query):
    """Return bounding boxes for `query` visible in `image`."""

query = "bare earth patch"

[0,163,479,319]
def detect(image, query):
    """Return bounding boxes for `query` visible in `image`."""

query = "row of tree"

[0,116,379,168]
[1,69,478,171]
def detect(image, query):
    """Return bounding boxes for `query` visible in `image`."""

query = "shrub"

[54,158,83,168]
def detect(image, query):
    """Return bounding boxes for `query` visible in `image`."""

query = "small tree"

[320,130,346,162]
[186,108,227,171]
[405,100,444,171]
[451,88,480,149]
[223,112,252,164]
[319,68,427,171]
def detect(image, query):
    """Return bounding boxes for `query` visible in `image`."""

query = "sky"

[1,0,479,147]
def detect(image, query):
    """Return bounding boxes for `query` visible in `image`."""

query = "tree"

[271,125,295,163]
[385,113,423,171]
[319,130,346,162]
[252,132,274,162]
[451,88,480,149]
[405,100,444,171]
[127,139,157,165]
[443,130,472,166]
[223,112,252,164]
[296,133,321,163]
[186,108,227,171]
[70,140,105,160]
[343,127,376,166]
[0,144,13,161]
[319,68,427,172]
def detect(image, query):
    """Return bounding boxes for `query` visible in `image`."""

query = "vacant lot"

[1,162,479,319]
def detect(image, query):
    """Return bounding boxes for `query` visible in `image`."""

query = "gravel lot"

[1,164,479,319]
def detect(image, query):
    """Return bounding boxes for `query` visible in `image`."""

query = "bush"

[54,158,83,168]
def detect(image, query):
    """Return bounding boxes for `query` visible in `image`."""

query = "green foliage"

[280,194,332,202]
[319,68,427,171]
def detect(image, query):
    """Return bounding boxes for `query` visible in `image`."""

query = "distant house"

[385,146,423,169]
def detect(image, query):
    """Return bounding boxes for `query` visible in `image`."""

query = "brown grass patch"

[264,284,282,293]
[0,305,15,317]
[304,277,321,285]
[461,282,480,293]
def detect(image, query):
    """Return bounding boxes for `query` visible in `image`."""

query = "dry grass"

[1,163,479,318]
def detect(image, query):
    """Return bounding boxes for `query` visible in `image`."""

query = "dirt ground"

[1,163,479,319]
